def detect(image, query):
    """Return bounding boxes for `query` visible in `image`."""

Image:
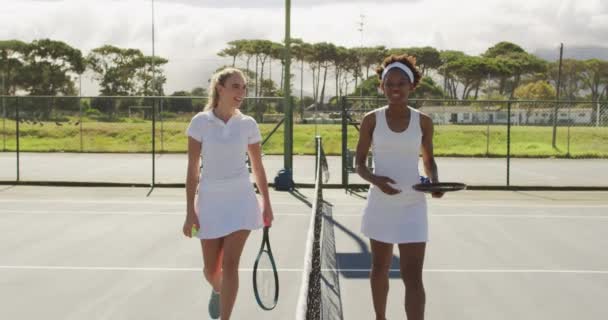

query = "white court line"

[316,202,608,209]
[3,199,608,209]
[0,199,185,205]
[1,265,608,274]
[335,213,608,219]
[0,210,311,216]
[0,209,608,219]
[2,210,607,219]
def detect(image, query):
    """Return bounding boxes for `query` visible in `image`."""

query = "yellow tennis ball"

[191,225,199,237]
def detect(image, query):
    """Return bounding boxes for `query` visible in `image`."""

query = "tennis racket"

[413,176,466,193]
[252,226,279,310]
[412,182,466,193]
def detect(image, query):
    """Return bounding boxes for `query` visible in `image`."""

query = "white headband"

[381,62,414,83]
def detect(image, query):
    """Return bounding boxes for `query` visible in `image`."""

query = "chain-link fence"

[2,95,607,187]
[0,95,294,185]
[341,97,608,188]
[0,96,17,181]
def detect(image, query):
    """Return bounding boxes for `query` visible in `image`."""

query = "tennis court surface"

[1,185,607,319]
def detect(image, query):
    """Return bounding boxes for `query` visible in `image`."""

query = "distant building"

[420,106,594,125]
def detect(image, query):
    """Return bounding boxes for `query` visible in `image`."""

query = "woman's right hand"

[182,211,200,238]
[372,175,402,195]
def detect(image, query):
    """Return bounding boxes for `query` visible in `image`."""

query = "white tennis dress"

[186,110,263,239]
[362,106,428,244]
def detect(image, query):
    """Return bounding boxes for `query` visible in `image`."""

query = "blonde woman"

[183,67,274,319]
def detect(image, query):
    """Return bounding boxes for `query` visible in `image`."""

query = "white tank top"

[369,105,425,205]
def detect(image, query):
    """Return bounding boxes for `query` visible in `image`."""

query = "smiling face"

[380,69,414,105]
[217,73,247,108]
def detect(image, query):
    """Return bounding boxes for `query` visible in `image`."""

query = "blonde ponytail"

[204,67,247,111]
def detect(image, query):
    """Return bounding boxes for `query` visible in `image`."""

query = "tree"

[217,39,256,79]
[340,48,361,99]
[259,78,279,97]
[514,80,557,124]
[351,76,381,97]
[168,90,193,113]
[19,39,85,96]
[86,45,168,119]
[484,41,526,57]
[359,46,387,79]
[389,47,442,76]
[218,40,247,67]
[191,87,206,96]
[332,46,350,102]
[450,56,500,99]
[411,77,445,99]
[313,42,337,106]
[0,40,28,95]
[548,59,584,100]
[438,50,467,99]
[87,45,144,96]
[133,55,168,96]
[580,59,608,102]
[514,80,556,100]
[269,42,284,86]
[251,40,274,97]
[483,42,547,97]
[291,39,310,119]
[191,86,207,111]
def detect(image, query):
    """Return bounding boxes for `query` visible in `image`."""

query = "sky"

[1,0,607,96]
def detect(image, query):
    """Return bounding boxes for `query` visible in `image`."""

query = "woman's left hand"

[431,191,444,198]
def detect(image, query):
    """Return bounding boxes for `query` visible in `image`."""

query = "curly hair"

[375,54,422,88]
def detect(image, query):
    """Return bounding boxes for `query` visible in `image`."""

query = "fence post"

[151,97,156,187]
[341,96,348,189]
[486,122,490,156]
[1,95,5,152]
[79,96,83,152]
[567,103,571,157]
[506,100,511,187]
[597,101,601,127]
[16,96,20,182]
[160,97,164,152]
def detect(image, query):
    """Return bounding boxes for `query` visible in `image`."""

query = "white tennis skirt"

[362,186,428,244]
[195,178,263,239]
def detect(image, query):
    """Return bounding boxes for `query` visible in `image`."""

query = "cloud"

[1,0,606,95]
[158,0,420,9]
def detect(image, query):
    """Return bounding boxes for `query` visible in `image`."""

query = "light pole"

[151,0,157,187]
[358,14,365,97]
[275,0,294,190]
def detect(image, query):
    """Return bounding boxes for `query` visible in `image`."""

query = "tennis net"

[295,136,329,320]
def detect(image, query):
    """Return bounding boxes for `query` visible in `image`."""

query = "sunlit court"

[1,0,607,319]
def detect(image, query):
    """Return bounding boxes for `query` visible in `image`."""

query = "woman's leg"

[370,239,394,320]
[219,229,250,320]
[398,242,426,320]
[201,238,224,292]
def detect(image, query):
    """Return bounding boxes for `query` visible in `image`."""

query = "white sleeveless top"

[362,106,428,244]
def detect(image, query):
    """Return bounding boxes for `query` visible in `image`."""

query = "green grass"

[1,119,607,158]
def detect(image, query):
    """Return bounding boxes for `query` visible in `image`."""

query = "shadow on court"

[325,214,401,278]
